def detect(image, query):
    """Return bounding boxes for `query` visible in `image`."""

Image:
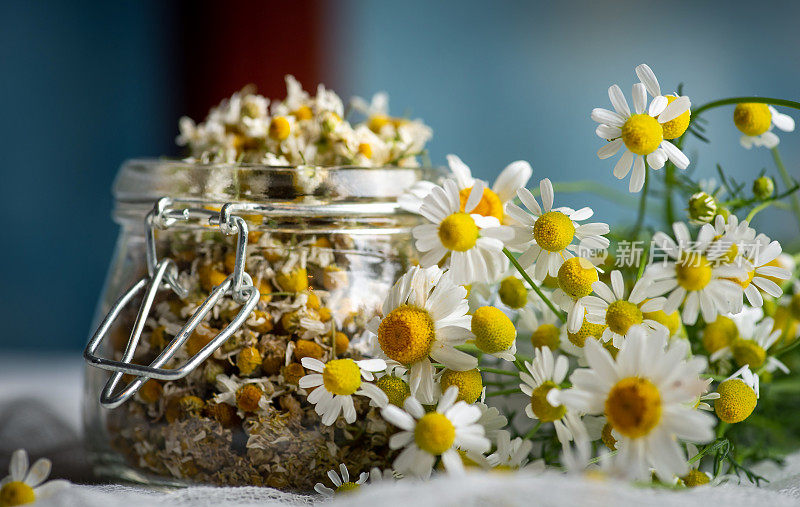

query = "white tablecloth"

[3,354,800,506]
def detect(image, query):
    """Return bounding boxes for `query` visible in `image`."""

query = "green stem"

[524,421,543,440]
[693,97,800,118]
[771,147,800,232]
[745,201,772,222]
[716,421,729,439]
[479,366,520,377]
[503,248,566,323]
[631,170,649,238]
[665,164,675,227]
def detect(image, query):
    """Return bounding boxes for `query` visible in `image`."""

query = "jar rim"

[114,158,447,204]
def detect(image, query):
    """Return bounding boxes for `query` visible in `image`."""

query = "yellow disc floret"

[643,307,681,336]
[733,103,772,136]
[378,305,436,364]
[498,276,528,309]
[0,482,35,507]
[322,359,362,396]
[472,306,516,353]
[533,211,575,252]
[682,469,710,487]
[605,300,643,335]
[557,257,598,299]
[275,267,309,292]
[567,314,608,348]
[335,482,361,494]
[530,380,566,422]
[292,105,313,121]
[661,95,691,140]
[675,254,713,291]
[438,213,479,252]
[415,412,456,455]
[621,114,663,155]
[715,378,757,423]
[268,116,291,141]
[459,186,504,222]
[731,339,766,369]
[605,377,662,438]
[368,114,391,133]
[440,369,483,404]
[375,376,411,407]
[702,315,738,354]
[357,142,373,159]
[237,346,263,376]
[531,323,561,350]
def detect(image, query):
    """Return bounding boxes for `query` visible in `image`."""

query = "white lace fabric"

[2,354,800,506]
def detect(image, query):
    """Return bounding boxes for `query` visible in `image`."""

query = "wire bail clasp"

[84,198,260,408]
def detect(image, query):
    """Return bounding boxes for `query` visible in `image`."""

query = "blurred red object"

[177,0,322,120]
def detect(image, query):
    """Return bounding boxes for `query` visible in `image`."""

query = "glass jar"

[83,160,443,491]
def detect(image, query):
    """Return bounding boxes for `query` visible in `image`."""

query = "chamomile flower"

[313,463,368,496]
[505,178,610,281]
[713,366,759,424]
[470,306,517,361]
[554,327,715,481]
[0,450,67,507]
[592,80,691,192]
[445,154,533,224]
[519,347,586,446]
[486,430,539,471]
[299,357,388,425]
[646,222,745,325]
[580,270,668,347]
[711,316,786,373]
[366,265,476,404]
[730,233,790,307]
[412,179,514,285]
[518,304,562,350]
[734,103,795,149]
[681,444,712,487]
[381,386,490,478]
[551,256,600,333]
[635,63,692,140]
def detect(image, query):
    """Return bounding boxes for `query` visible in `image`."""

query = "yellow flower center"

[268,116,291,141]
[774,306,800,345]
[675,254,713,291]
[0,482,35,507]
[378,305,436,364]
[322,359,362,396]
[682,469,710,488]
[237,346,263,376]
[498,276,528,309]
[605,300,643,335]
[567,313,608,348]
[642,307,681,336]
[530,380,566,422]
[357,142,373,159]
[472,306,516,353]
[368,114,391,132]
[621,113,663,155]
[335,482,361,494]
[605,377,662,438]
[715,378,757,424]
[533,211,575,252]
[661,95,691,140]
[731,339,766,369]
[557,257,598,299]
[530,323,561,350]
[733,103,772,136]
[459,186,504,222]
[235,384,263,412]
[275,267,309,292]
[702,315,738,354]
[438,213,479,252]
[731,270,755,290]
[415,412,456,455]
[292,105,313,121]
[601,422,617,451]
[375,376,411,407]
[440,368,483,404]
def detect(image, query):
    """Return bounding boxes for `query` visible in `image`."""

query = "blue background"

[2,0,799,351]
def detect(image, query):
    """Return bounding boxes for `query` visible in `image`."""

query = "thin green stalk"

[745,201,772,222]
[631,170,649,238]
[524,421,543,440]
[503,248,566,323]
[479,366,520,377]
[693,97,800,118]
[771,147,800,232]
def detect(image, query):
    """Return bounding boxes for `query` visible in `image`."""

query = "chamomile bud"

[714,378,757,423]
[687,192,717,224]
[752,176,775,200]
[440,368,483,404]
